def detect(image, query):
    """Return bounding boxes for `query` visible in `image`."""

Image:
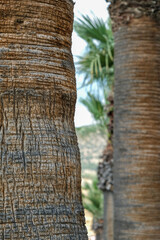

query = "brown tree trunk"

[96,231,103,240]
[98,95,114,240]
[0,0,88,239]
[107,0,160,239]
[103,191,114,240]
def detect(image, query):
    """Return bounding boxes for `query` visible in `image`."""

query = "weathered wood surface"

[107,0,160,31]
[98,148,113,191]
[108,1,160,239]
[0,0,88,239]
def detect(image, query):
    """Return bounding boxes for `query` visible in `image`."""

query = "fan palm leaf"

[74,15,114,89]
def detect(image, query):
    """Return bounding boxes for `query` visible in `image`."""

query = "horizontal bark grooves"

[113,17,160,239]
[0,1,88,239]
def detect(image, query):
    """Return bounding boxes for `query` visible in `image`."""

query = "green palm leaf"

[80,93,105,121]
[74,14,108,43]
[74,14,114,88]
[74,14,114,133]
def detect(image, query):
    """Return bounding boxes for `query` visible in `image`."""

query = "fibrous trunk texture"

[107,0,160,31]
[98,95,114,192]
[108,1,160,238]
[0,0,88,239]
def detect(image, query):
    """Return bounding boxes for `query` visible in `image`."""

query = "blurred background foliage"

[74,15,114,131]
[82,178,103,220]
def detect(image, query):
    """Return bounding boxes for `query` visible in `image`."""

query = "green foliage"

[76,124,98,136]
[74,15,114,132]
[80,93,104,121]
[74,14,108,43]
[74,15,114,90]
[82,178,103,220]
[80,93,107,130]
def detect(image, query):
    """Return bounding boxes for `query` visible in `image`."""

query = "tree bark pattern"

[113,16,160,239]
[0,0,88,239]
[107,0,160,31]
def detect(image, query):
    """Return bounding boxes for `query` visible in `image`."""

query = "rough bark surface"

[98,95,114,192]
[107,0,160,31]
[113,14,160,240]
[0,0,88,239]
[98,145,113,191]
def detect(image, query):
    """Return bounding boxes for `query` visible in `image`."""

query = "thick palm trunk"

[0,0,88,239]
[107,1,160,239]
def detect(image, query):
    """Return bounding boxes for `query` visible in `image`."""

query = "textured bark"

[107,0,160,31]
[108,1,160,239]
[0,0,88,239]
[98,144,113,192]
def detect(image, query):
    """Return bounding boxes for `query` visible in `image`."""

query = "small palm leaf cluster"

[74,15,114,89]
[80,93,107,129]
[82,178,103,220]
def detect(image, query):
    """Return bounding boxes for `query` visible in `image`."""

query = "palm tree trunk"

[103,191,114,240]
[96,231,103,240]
[0,0,88,239]
[108,1,160,239]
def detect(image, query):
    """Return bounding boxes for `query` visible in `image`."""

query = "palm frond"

[74,14,114,132]
[74,15,114,89]
[80,93,104,121]
[74,14,108,43]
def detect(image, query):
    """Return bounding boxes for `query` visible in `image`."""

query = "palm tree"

[75,15,115,240]
[107,0,160,239]
[0,0,88,239]
[97,95,114,240]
